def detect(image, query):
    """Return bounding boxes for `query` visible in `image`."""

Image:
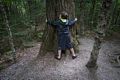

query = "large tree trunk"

[39,0,79,55]
[86,0,113,68]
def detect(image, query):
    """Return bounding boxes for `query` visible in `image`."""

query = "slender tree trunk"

[88,0,96,30]
[107,0,118,30]
[114,8,120,25]
[1,3,16,60]
[116,8,120,25]
[78,0,85,35]
[39,0,79,56]
[27,0,32,20]
[86,0,113,68]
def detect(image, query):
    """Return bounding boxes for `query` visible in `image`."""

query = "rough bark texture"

[86,0,113,68]
[39,0,79,55]
[86,33,102,68]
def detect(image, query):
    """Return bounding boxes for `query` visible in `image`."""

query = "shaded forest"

[0,0,120,80]
[0,0,45,61]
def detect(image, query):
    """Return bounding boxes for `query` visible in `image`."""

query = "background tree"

[0,1,16,60]
[86,0,113,68]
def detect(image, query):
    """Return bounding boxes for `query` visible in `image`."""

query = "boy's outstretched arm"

[46,19,57,27]
[68,18,77,27]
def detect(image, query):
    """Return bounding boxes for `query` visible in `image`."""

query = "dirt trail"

[0,37,120,80]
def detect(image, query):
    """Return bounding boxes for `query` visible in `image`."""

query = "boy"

[47,11,77,60]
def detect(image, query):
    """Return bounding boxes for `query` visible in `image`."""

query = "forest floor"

[0,36,120,80]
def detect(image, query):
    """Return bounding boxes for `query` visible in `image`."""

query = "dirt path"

[0,37,120,80]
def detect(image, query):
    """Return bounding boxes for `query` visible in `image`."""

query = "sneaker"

[72,55,77,59]
[54,55,61,60]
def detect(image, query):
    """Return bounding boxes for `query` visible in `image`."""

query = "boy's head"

[60,11,68,19]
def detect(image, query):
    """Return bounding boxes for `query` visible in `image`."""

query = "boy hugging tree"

[47,11,77,60]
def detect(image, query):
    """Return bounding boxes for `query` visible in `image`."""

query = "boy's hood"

[60,19,68,25]
[60,19,67,22]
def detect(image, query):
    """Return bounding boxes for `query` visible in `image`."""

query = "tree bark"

[88,0,96,30]
[77,0,85,35]
[39,0,79,56]
[86,0,113,68]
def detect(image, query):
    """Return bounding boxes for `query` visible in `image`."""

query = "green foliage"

[0,0,45,54]
[75,0,120,35]
[37,32,43,39]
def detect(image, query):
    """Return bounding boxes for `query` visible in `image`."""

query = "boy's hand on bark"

[75,18,77,21]
[46,19,47,22]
